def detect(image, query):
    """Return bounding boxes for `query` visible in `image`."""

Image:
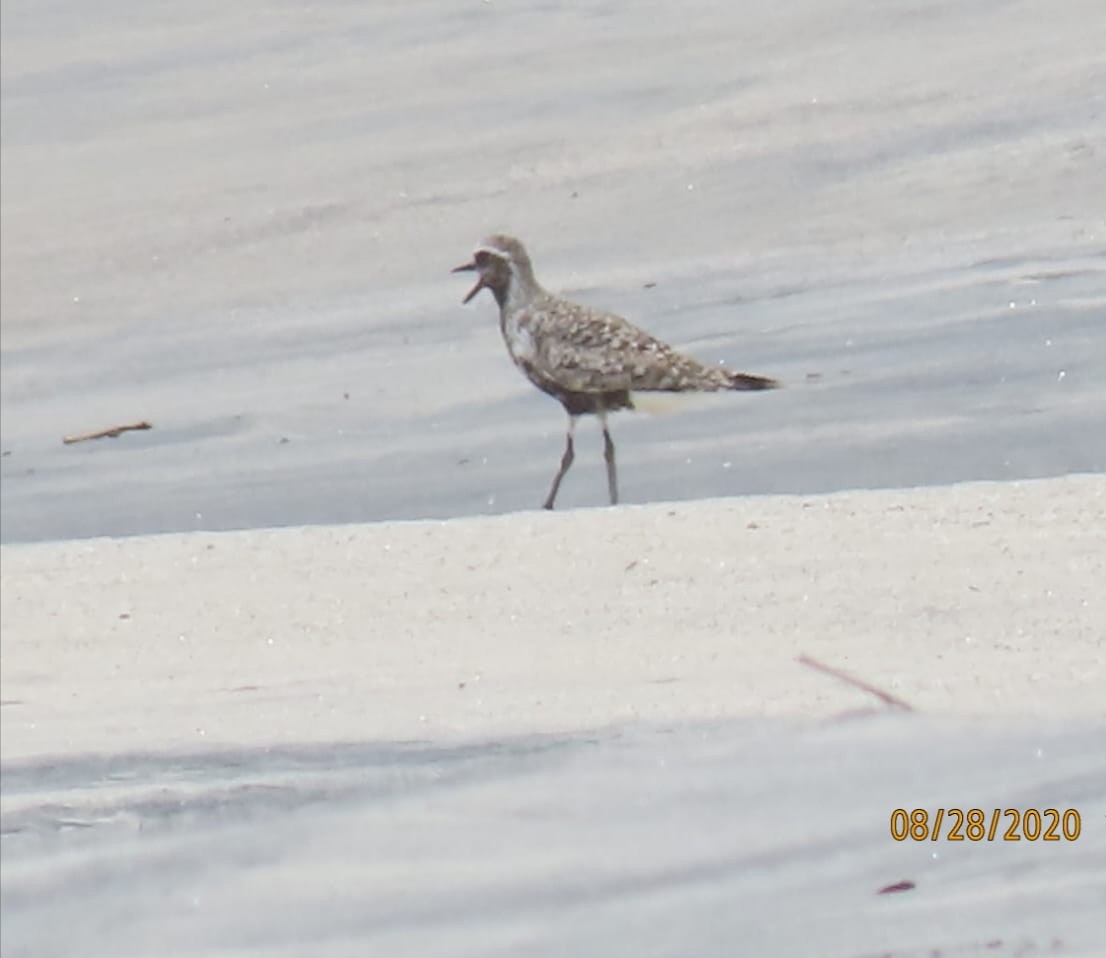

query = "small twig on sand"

[798,654,914,712]
[62,421,152,445]
[877,879,915,895]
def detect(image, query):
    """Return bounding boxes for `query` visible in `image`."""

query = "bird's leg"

[542,415,577,510]
[599,412,619,505]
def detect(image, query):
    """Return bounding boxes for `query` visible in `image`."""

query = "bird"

[453,235,779,510]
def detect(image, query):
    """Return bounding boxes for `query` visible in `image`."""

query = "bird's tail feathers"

[727,371,780,391]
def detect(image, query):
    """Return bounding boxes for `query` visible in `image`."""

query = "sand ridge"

[3,475,1102,764]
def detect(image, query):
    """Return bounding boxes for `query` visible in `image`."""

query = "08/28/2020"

[890,807,1081,842]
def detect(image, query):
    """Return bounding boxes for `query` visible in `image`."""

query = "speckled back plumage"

[518,293,739,396]
[453,234,779,508]
[463,234,776,413]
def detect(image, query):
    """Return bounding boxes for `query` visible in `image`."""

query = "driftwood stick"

[798,654,914,712]
[62,421,152,445]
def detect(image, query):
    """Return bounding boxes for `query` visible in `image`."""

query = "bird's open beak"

[451,260,484,304]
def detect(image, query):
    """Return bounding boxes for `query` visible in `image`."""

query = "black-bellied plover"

[453,235,779,509]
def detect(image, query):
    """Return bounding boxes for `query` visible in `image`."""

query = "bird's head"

[452,235,539,308]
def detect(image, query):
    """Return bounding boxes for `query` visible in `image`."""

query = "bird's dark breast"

[518,360,632,415]
[559,389,633,416]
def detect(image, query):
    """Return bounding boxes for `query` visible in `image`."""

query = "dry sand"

[2,476,1104,763]
[3,0,1106,954]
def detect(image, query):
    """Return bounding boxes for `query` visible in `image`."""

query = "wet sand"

[2,0,1104,541]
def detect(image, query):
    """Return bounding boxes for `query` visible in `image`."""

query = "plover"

[453,235,779,509]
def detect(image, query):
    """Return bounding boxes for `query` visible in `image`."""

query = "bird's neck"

[496,273,543,314]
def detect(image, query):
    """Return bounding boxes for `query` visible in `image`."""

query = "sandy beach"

[2,0,1106,955]
[3,477,1105,956]
[2,475,1105,763]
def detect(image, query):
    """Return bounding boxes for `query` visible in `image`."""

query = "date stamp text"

[890,808,1082,842]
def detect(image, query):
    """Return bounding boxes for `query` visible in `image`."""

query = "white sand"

[3,476,1103,764]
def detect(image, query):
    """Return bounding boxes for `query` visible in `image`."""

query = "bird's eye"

[474,251,490,267]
